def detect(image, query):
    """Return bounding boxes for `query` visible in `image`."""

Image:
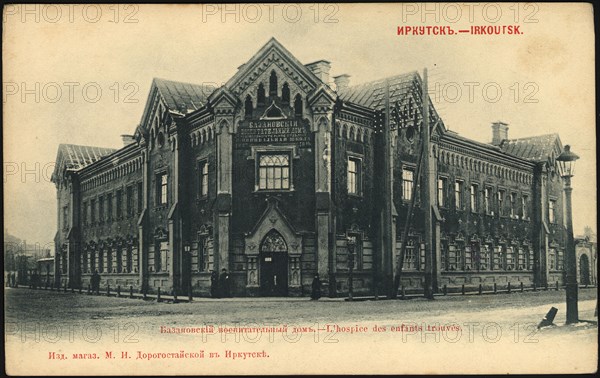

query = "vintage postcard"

[3,2,597,375]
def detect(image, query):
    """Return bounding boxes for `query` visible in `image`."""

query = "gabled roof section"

[139,78,216,131]
[499,133,562,162]
[51,144,116,182]
[154,78,215,113]
[338,71,446,134]
[338,71,419,110]
[225,37,322,92]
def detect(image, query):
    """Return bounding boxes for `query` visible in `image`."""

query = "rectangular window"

[454,180,463,210]
[492,246,503,270]
[506,246,515,270]
[522,195,528,219]
[437,177,446,207]
[62,206,68,229]
[157,173,168,205]
[510,193,517,218]
[557,249,564,270]
[402,168,414,201]
[127,186,134,216]
[198,238,207,272]
[106,193,113,221]
[470,184,478,213]
[497,190,505,216]
[548,249,556,271]
[549,200,556,223]
[98,196,104,223]
[347,157,362,195]
[404,240,416,270]
[199,160,209,197]
[91,199,96,224]
[137,182,143,213]
[464,244,472,270]
[517,248,526,270]
[160,242,169,272]
[485,187,493,215]
[258,154,290,190]
[116,189,123,218]
[347,233,363,270]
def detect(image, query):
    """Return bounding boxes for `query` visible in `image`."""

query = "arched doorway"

[579,254,590,286]
[260,229,288,296]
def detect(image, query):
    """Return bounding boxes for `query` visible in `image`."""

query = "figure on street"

[311,274,321,300]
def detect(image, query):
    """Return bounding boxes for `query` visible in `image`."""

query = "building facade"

[52,38,575,297]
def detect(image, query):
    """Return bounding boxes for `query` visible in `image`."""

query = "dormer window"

[269,71,278,97]
[257,84,265,106]
[282,83,290,104]
[244,95,253,118]
[294,94,303,117]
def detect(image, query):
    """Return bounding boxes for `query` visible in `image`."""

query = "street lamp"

[184,244,191,295]
[347,236,356,301]
[556,145,580,324]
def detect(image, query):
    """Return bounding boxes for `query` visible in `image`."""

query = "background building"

[51,38,577,296]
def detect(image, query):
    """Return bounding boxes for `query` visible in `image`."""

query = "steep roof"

[499,133,562,162]
[338,71,419,110]
[153,78,215,113]
[51,144,116,182]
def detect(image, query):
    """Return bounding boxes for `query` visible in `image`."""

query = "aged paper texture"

[3,3,597,375]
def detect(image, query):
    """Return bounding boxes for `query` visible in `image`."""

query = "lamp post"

[184,244,191,296]
[347,236,356,301]
[556,145,580,324]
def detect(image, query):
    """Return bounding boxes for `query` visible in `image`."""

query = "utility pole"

[422,68,435,299]
[382,79,394,297]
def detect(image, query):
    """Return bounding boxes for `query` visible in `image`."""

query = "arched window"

[257,84,265,105]
[282,83,290,104]
[269,71,278,97]
[294,94,302,117]
[244,95,253,118]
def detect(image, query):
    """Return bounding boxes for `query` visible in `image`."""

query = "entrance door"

[259,230,289,296]
[580,254,590,286]
[260,253,288,296]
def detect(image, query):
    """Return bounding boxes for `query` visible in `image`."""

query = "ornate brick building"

[52,38,573,296]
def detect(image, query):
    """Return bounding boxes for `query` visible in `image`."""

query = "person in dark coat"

[219,269,231,298]
[210,270,219,298]
[91,270,100,294]
[311,274,321,300]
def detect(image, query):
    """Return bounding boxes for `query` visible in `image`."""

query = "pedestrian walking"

[210,270,219,298]
[91,270,101,294]
[219,269,231,298]
[311,274,321,300]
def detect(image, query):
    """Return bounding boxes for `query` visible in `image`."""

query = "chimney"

[333,74,351,91]
[491,121,509,146]
[121,134,136,147]
[306,60,331,84]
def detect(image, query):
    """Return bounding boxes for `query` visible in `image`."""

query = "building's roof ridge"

[340,70,420,92]
[503,132,560,143]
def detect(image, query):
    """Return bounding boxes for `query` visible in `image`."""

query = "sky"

[3,3,596,248]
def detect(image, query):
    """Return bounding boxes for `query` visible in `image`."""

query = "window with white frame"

[199,160,209,197]
[157,173,168,205]
[470,184,478,213]
[258,153,290,190]
[347,157,362,195]
[455,180,463,210]
[549,200,556,223]
[402,168,414,201]
[485,187,493,215]
[522,195,529,219]
[437,177,446,207]
[510,193,517,218]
